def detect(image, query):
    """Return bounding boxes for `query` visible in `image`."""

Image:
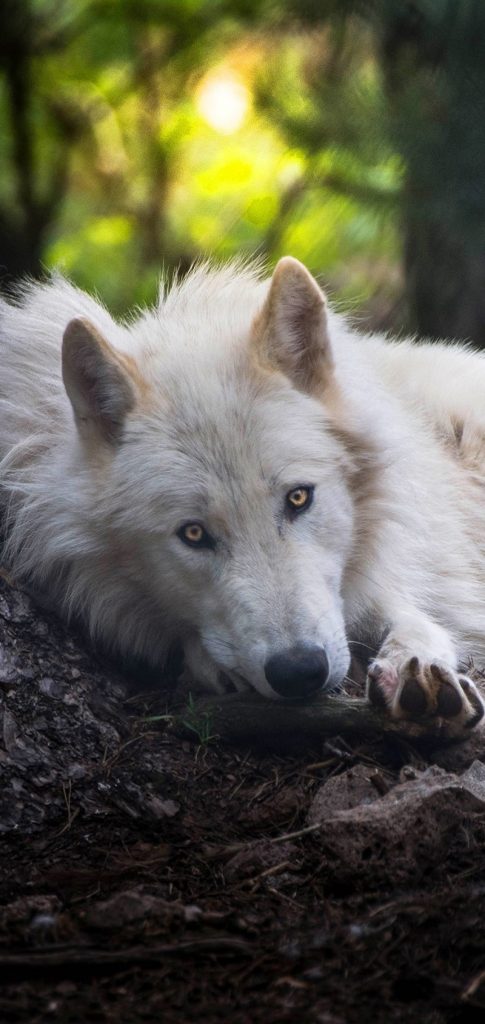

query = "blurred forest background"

[1,0,485,342]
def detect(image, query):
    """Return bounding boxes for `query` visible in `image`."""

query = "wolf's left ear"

[254,257,333,395]
[62,318,136,444]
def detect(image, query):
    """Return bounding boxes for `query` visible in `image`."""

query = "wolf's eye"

[285,486,314,515]
[177,522,215,550]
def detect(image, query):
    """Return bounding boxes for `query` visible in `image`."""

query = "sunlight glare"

[196,69,249,134]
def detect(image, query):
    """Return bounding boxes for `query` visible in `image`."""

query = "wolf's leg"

[366,610,484,736]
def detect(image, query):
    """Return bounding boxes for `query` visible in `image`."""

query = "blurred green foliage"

[0,0,401,324]
[2,1,485,342]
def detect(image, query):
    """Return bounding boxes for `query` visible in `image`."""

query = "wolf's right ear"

[62,318,136,444]
[253,257,333,396]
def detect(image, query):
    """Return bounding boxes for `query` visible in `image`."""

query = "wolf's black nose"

[264,645,329,699]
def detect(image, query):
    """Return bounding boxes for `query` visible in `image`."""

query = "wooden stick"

[0,937,252,971]
[172,691,449,749]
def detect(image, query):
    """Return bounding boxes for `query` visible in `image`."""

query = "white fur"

[2,261,485,719]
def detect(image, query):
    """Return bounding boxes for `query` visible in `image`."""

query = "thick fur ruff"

[1,258,485,732]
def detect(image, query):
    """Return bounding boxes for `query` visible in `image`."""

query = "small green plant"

[142,713,175,724]
[181,693,217,746]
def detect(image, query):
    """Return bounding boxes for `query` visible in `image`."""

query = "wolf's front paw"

[366,656,484,737]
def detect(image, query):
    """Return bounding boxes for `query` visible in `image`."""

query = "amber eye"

[286,486,314,515]
[177,522,215,550]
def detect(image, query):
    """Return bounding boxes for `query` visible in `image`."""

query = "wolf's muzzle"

[264,645,330,700]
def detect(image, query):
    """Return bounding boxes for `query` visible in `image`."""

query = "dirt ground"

[2,575,485,1023]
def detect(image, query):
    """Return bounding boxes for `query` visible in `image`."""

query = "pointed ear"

[254,257,333,395]
[62,318,136,444]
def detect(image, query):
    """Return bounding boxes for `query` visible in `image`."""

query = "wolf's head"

[61,258,369,700]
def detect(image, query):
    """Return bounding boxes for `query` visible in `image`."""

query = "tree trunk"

[380,0,485,345]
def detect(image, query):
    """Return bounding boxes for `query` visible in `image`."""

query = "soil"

[2,573,485,1023]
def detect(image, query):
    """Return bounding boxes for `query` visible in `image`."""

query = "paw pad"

[400,677,427,715]
[435,677,463,717]
[367,656,485,738]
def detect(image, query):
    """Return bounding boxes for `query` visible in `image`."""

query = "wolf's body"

[0,258,484,734]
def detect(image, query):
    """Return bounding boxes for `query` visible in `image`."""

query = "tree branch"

[172,691,457,751]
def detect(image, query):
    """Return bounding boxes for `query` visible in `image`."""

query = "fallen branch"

[0,937,252,974]
[171,691,455,750]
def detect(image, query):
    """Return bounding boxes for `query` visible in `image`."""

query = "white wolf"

[1,257,485,736]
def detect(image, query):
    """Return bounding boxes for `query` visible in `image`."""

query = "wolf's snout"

[264,645,330,700]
